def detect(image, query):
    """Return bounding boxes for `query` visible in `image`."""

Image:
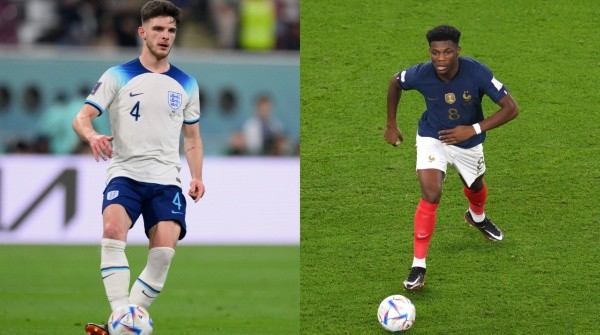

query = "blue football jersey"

[398,57,508,148]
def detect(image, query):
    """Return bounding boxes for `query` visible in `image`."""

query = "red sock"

[413,198,438,259]
[464,185,487,215]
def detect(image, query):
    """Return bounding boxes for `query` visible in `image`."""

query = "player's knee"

[103,221,128,240]
[469,176,485,191]
[421,191,441,204]
[148,221,181,248]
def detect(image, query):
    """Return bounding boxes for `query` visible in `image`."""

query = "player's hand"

[89,134,114,162]
[384,126,404,147]
[188,178,205,203]
[438,125,476,145]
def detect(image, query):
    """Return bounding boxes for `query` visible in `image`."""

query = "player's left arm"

[439,93,519,145]
[477,93,519,133]
[182,122,205,202]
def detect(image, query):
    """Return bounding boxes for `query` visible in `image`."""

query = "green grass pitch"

[0,245,299,334]
[300,0,600,334]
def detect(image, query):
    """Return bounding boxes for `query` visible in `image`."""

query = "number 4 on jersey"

[130,101,141,121]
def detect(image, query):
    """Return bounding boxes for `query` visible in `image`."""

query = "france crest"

[168,91,182,109]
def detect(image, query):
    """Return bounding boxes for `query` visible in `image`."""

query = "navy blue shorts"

[102,177,187,240]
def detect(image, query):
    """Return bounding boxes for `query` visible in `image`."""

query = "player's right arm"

[385,73,404,147]
[72,104,114,161]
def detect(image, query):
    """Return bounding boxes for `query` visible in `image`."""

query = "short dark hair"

[426,25,461,46]
[141,0,182,25]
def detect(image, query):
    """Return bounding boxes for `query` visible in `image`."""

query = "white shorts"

[415,135,486,187]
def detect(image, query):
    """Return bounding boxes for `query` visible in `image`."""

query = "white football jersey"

[85,58,200,186]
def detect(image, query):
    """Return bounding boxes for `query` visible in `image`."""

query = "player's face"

[139,16,177,60]
[429,41,460,77]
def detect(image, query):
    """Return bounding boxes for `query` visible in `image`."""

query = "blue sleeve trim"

[85,100,104,116]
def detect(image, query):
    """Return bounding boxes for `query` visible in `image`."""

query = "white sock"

[129,247,175,310]
[469,208,486,223]
[411,257,426,269]
[100,238,130,311]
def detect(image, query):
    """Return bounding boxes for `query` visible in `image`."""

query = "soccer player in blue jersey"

[384,25,519,291]
[72,1,205,334]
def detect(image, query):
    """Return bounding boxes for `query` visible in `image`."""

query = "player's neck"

[436,65,459,83]
[139,52,170,73]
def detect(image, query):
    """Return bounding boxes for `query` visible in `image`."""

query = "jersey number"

[448,108,460,120]
[130,101,141,121]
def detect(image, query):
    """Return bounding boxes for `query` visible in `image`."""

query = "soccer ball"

[377,294,416,333]
[108,304,153,335]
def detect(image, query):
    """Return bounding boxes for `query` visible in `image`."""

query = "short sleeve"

[396,65,420,91]
[85,67,120,116]
[476,64,508,103]
[183,78,200,124]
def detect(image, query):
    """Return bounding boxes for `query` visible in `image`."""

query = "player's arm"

[72,104,114,161]
[478,93,519,132]
[182,122,205,202]
[385,73,404,147]
[438,93,519,145]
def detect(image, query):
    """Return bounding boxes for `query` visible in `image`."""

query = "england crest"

[168,91,182,109]
[106,190,119,200]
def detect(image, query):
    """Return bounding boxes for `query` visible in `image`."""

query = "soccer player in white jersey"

[72,1,205,334]
[384,25,519,291]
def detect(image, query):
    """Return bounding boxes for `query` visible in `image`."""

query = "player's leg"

[455,146,503,241]
[100,204,133,311]
[414,168,444,261]
[129,221,180,309]
[98,177,142,312]
[463,175,487,222]
[404,169,443,290]
[404,136,447,291]
[87,178,141,335]
[462,175,503,241]
[129,184,187,309]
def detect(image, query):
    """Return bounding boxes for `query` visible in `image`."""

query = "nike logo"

[102,273,115,280]
[171,210,183,214]
[129,92,144,97]
[426,97,438,100]
[489,231,504,240]
[142,290,156,299]
[404,275,423,285]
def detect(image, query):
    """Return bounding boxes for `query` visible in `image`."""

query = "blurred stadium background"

[0,0,299,245]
